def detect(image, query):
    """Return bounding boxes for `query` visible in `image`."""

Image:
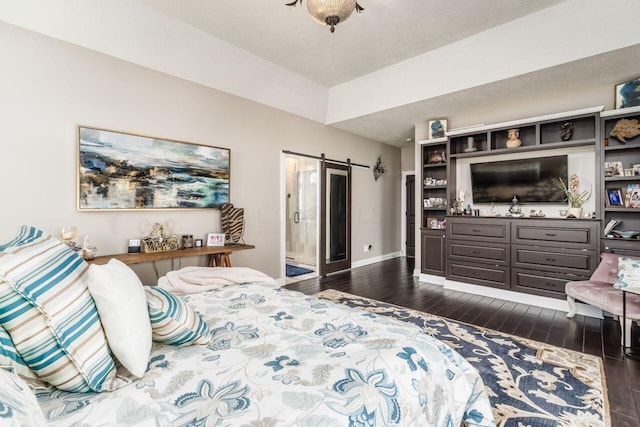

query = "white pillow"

[88,259,152,378]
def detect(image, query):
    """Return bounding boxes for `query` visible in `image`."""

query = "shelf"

[423,163,447,168]
[604,207,640,212]
[423,207,447,211]
[450,139,596,159]
[604,176,639,182]
[604,143,640,151]
[424,185,447,189]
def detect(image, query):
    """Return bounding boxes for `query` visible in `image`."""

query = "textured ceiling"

[141,0,564,87]
[135,0,634,147]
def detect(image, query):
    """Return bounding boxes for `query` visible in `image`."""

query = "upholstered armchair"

[566,252,640,346]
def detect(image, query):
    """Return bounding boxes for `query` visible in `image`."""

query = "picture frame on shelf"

[206,233,225,247]
[633,164,640,176]
[627,184,640,208]
[428,119,447,139]
[427,217,440,229]
[604,161,624,177]
[615,77,640,109]
[605,188,623,207]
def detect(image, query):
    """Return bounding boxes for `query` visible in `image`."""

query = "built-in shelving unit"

[419,106,605,281]
[419,137,449,276]
[600,105,640,256]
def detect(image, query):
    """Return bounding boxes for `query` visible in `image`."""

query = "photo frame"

[615,77,640,109]
[78,126,230,210]
[428,119,447,139]
[605,188,623,207]
[604,161,624,177]
[206,233,226,247]
[627,184,640,208]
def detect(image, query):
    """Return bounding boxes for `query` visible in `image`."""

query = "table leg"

[623,291,640,360]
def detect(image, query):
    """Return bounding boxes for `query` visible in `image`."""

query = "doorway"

[285,156,319,282]
[406,174,416,257]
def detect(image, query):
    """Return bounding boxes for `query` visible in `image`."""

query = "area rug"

[286,264,314,277]
[316,289,610,427]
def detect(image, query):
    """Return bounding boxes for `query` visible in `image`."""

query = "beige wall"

[0,23,401,282]
[400,146,415,172]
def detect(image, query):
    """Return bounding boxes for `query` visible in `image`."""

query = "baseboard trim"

[418,273,445,286]
[352,252,402,269]
[439,279,603,319]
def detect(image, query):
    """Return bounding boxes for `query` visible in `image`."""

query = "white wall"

[0,22,400,283]
[455,146,596,217]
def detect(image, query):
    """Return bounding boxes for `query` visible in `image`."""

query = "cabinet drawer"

[511,268,589,299]
[448,241,509,265]
[447,261,509,290]
[511,245,597,275]
[511,220,599,249]
[447,219,509,243]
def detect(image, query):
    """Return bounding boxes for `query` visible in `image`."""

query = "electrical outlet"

[364,245,369,253]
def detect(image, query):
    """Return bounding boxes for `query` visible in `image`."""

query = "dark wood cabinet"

[446,217,599,298]
[421,229,445,276]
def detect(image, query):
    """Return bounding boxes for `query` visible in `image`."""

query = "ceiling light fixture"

[286,0,364,33]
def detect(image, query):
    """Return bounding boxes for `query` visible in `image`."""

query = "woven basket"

[141,236,179,253]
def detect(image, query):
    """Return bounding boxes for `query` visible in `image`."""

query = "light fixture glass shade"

[306,0,357,25]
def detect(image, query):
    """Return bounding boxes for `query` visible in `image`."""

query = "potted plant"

[557,174,592,218]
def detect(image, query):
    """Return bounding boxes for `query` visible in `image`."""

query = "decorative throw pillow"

[0,367,47,426]
[0,226,125,392]
[145,286,211,346]
[88,259,152,378]
[614,256,640,291]
[0,323,38,381]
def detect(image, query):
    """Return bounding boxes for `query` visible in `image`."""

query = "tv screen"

[470,155,568,203]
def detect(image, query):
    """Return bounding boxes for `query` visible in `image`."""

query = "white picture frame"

[206,233,225,247]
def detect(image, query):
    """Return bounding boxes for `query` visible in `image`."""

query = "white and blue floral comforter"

[35,284,496,426]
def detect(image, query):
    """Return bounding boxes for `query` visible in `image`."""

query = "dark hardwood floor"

[285,257,640,427]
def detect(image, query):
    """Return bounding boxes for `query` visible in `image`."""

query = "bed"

[0,227,495,426]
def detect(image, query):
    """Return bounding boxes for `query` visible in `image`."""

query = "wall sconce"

[373,155,386,181]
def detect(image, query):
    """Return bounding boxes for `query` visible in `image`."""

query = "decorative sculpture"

[610,118,640,143]
[373,155,386,181]
[221,203,245,244]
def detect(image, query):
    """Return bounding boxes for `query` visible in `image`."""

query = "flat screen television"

[470,155,568,203]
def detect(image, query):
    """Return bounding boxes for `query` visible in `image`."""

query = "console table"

[87,244,255,277]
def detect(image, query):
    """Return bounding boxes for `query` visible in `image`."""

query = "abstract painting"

[615,77,640,109]
[78,127,230,210]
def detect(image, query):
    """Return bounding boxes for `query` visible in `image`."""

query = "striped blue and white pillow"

[0,226,126,392]
[0,323,38,381]
[145,286,211,346]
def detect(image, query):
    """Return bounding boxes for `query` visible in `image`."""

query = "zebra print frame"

[220,203,245,244]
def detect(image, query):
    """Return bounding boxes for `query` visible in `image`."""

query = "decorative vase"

[506,129,522,148]
[566,207,583,219]
[464,136,477,152]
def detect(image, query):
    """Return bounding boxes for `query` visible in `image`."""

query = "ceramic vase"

[566,207,583,219]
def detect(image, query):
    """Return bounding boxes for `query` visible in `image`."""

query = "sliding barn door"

[320,162,351,275]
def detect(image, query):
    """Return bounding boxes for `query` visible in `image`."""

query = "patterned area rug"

[316,289,610,427]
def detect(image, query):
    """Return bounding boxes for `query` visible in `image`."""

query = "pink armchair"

[566,252,640,346]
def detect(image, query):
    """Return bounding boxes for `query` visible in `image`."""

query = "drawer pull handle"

[472,251,480,255]
[473,272,480,276]
[545,233,557,237]
[472,229,481,233]
[545,258,557,262]
[547,283,557,288]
